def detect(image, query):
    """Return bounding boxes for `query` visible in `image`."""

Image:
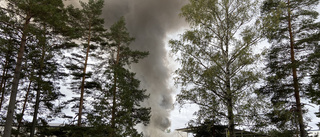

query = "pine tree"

[88,17,150,137]
[306,25,320,128]
[1,1,33,136]
[10,25,66,136]
[1,0,72,136]
[64,0,106,127]
[15,79,32,137]
[28,25,67,137]
[0,7,17,113]
[260,0,320,136]
[170,0,262,136]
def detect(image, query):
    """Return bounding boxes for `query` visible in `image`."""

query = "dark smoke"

[66,0,187,136]
[102,0,187,136]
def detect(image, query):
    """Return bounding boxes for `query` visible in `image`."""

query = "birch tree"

[170,0,262,136]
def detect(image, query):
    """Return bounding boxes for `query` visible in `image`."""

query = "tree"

[307,31,320,128]
[170,0,262,136]
[15,78,32,137]
[304,17,320,129]
[64,0,106,126]
[1,0,71,136]
[260,0,320,136]
[27,25,67,137]
[88,17,150,137]
[0,7,17,113]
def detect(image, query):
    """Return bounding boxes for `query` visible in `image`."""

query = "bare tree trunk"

[225,5,235,135]
[30,86,40,137]
[226,57,235,137]
[227,97,235,137]
[287,0,306,136]
[110,43,120,137]
[110,75,117,137]
[226,71,235,137]
[212,125,215,137]
[78,23,92,127]
[0,59,9,111]
[30,37,46,137]
[3,14,31,137]
[16,80,32,137]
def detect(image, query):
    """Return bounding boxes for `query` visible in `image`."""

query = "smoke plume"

[66,0,187,136]
[102,0,187,136]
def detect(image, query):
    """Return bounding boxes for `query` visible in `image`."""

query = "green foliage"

[6,0,69,35]
[23,25,66,118]
[0,6,18,116]
[78,0,106,44]
[306,24,320,126]
[170,0,264,135]
[1,0,150,136]
[0,0,74,136]
[64,0,106,124]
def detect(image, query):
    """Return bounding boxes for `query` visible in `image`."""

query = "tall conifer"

[1,0,71,136]
[64,0,106,126]
[88,17,150,137]
[0,7,17,113]
[260,0,320,136]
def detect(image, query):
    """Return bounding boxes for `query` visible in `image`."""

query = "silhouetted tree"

[64,0,106,126]
[88,17,150,137]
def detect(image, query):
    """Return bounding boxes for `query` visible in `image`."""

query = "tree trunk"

[110,75,117,137]
[0,59,9,111]
[110,44,120,137]
[226,73,235,137]
[227,98,235,137]
[286,0,306,136]
[3,14,31,137]
[225,4,235,136]
[226,60,235,137]
[16,80,32,137]
[212,125,215,137]
[30,36,46,137]
[30,86,40,137]
[78,24,92,127]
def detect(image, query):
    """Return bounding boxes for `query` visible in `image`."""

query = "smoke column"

[102,0,187,136]
[65,0,187,136]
